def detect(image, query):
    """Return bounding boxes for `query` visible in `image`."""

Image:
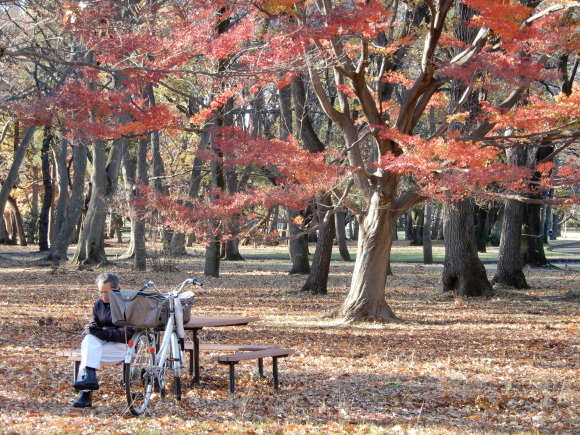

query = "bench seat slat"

[184,343,274,352]
[211,348,295,363]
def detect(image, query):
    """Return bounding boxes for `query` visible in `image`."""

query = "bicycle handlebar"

[138,278,203,295]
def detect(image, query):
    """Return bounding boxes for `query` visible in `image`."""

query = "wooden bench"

[56,350,124,383]
[183,343,275,376]
[57,343,277,380]
[56,350,82,381]
[211,348,295,394]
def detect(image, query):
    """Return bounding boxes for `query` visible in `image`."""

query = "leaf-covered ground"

[0,242,578,434]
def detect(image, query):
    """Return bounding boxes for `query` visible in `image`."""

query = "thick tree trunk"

[168,233,187,255]
[75,67,127,264]
[442,201,493,296]
[492,199,529,288]
[204,238,220,277]
[522,203,549,266]
[223,238,244,261]
[47,139,88,261]
[335,211,351,261]
[38,128,54,252]
[73,134,124,265]
[302,195,335,294]
[423,200,433,264]
[332,190,401,322]
[491,147,529,288]
[133,219,147,270]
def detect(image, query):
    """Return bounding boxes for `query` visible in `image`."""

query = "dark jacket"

[89,298,135,343]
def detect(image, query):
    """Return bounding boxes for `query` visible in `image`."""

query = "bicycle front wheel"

[124,331,155,416]
[170,332,182,401]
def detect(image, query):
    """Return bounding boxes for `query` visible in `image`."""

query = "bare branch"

[521,4,577,27]
[537,140,576,164]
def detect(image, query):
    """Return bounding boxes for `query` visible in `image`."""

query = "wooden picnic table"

[183,316,260,384]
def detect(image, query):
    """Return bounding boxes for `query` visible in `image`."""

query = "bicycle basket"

[110,290,168,329]
[158,292,195,329]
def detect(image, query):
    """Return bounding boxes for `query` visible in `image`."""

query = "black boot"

[73,367,99,391]
[72,390,92,408]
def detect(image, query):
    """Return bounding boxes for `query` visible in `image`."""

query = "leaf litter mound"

[0,244,578,434]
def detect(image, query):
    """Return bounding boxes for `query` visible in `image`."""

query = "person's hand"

[88,325,109,341]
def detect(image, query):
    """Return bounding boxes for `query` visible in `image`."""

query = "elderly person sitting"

[72,273,134,408]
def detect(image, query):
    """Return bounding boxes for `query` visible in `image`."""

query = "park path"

[547,241,580,269]
[547,241,580,256]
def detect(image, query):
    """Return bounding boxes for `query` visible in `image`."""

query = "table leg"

[193,329,200,384]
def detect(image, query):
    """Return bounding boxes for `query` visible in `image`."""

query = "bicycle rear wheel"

[124,331,155,416]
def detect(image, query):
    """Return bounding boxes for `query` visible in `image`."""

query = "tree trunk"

[53,137,69,240]
[26,166,40,244]
[521,203,549,266]
[38,128,54,252]
[492,198,529,288]
[223,238,243,261]
[133,135,149,271]
[9,210,18,244]
[119,143,136,259]
[423,200,433,264]
[551,213,559,240]
[332,190,401,322]
[302,195,335,294]
[405,212,413,241]
[167,233,186,255]
[433,204,445,240]
[73,138,111,265]
[114,214,123,242]
[491,147,529,288]
[7,196,26,246]
[442,201,493,296]
[204,238,220,277]
[350,217,359,241]
[409,207,423,245]
[335,211,351,261]
[47,138,88,261]
[542,189,555,243]
[0,126,36,244]
[489,203,504,246]
[222,163,243,260]
[474,204,488,253]
[288,209,310,274]
[74,67,127,264]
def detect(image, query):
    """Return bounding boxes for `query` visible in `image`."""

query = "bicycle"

[119,278,203,416]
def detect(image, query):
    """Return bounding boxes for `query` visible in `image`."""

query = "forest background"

[0,0,579,433]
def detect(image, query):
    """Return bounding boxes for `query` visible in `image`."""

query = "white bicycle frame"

[124,280,197,383]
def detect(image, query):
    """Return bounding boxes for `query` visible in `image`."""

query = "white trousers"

[77,334,128,381]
